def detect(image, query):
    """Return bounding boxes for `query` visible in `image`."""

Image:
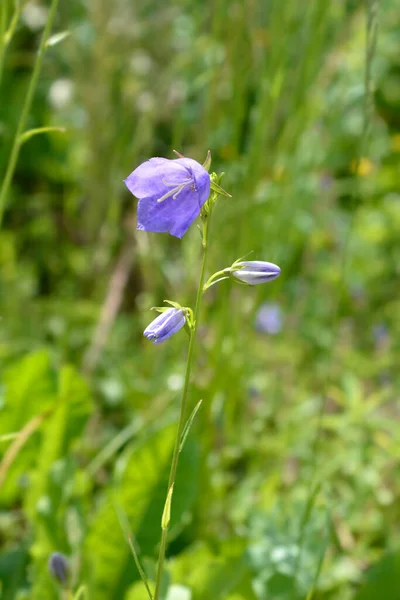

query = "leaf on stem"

[210,180,232,198]
[72,585,89,600]
[128,537,154,600]
[18,126,66,146]
[161,484,174,530]
[179,399,203,453]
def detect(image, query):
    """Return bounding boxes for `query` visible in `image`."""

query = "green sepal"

[210,179,231,198]
[202,150,212,172]
[151,301,195,330]
[163,300,184,310]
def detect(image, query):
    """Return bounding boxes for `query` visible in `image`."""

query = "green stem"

[0,0,60,228]
[153,212,212,600]
[0,0,8,86]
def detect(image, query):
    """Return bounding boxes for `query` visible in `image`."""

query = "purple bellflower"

[48,552,69,585]
[144,307,186,344]
[232,261,281,285]
[124,157,211,238]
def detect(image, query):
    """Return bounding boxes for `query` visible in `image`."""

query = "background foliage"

[1,0,399,598]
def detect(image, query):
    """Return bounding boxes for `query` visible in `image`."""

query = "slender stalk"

[0,0,60,228]
[153,212,212,600]
[0,0,9,87]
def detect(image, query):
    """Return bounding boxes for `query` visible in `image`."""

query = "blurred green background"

[1,0,400,598]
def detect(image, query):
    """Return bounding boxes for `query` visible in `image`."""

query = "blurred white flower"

[167,374,184,391]
[22,2,48,31]
[165,585,192,600]
[49,79,74,110]
[136,91,155,114]
[130,50,153,76]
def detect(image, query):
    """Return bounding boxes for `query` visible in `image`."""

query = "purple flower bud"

[232,261,281,285]
[255,303,283,334]
[48,552,69,585]
[144,307,186,344]
[124,157,211,238]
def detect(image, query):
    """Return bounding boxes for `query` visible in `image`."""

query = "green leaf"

[0,351,56,434]
[170,542,253,600]
[18,127,66,146]
[86,425,199,600]
[209,180,231,198]
[26,366,92,600]
[354,551,400,600]
[0,352,56,503]
[179,399,202,453]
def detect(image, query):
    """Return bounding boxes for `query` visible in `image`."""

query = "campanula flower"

[48,552,69,585]
[255,303,283,334]
[232,261,281,285]
[144,307,186,344]
[124,157,211,238]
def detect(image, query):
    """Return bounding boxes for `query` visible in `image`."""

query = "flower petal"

[144,307,186,343]
[124,157,189,199]
[235,261,280,272]
[152,314,186,344]
[137,186,202,238]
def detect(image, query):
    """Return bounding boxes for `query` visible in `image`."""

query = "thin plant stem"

[0,0,25,88]
[0,0,60,228]
[153,211,212,600]
[0,0,9,87]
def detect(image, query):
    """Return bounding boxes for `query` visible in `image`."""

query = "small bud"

[48,552,69,585]
[144,307,186,344]
[232,261,281,285]
[202,150,212,172]
[161,483,174,530]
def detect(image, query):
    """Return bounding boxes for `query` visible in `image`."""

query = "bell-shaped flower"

[124,157,210,238]
[144,307,186,344]
[232,261,281,285]
[48,552,69,585]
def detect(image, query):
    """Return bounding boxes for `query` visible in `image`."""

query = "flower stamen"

[157,177,193,203]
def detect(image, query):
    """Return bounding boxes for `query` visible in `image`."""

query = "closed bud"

[144,307,186,344]
[48,552,69,585]
[232,261,281,285]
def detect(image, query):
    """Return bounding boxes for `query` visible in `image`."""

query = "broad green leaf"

[26,366,92,600]
[0,351,56,434]
[26,365,93,517]
[0,352,56,503]
[0,547,28,600]
[354,551,400,600]
[170,543,253,600]
[86,425,199,600]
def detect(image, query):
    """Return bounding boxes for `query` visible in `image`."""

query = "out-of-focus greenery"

[1,0,399,598]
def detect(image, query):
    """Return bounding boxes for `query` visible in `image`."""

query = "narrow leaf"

[19,126,66,146]
[128,537,154,600]
[73,585,88,600]
[180,399,203,453]
[210,180,232,198]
